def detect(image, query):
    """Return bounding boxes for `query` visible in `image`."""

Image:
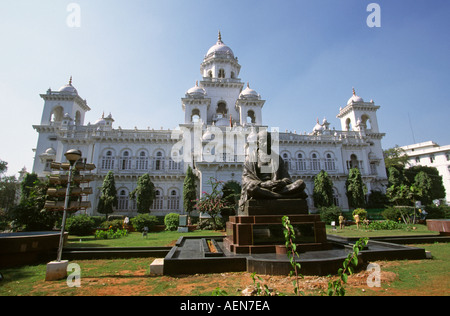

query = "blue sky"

[1,0,449,177]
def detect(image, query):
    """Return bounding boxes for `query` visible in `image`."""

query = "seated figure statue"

[239,130,307,213]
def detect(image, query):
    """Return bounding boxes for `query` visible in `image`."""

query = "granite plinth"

[224,213,331,254]
[240,199,308,216]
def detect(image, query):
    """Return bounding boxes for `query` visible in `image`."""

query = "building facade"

[32,33,388,216]
[399,141,450,204]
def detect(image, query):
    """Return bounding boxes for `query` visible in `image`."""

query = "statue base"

[240,198,308,216]
[224,199,331,254]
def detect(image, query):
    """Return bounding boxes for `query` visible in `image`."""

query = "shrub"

[131,214,158,232]
[94,228,128,239]
[197,218,224,230]
[424,205,449,219]
[66,215,95,236]
[382,207,402,221]
[368,220,403,230]
[100,219,123,230]
[319,206,342,225]
[352,208,367,220]
[164,213,180,231]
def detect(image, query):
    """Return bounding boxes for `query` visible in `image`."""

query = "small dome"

[58,76,78,95]
[206,31,234,58]
[347,88,363,105]
[94,112,114,126]
[186,81,206,98]
[239,83,259,100]
[45,147,56,156]
[313,119,324,133]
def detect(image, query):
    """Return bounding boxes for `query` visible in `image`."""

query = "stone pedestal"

[224,199,331,254]
[45,260,68,281]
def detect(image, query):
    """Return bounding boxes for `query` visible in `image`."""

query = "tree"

[345,168,366,209]
[221,180,241,220]
[130,173,155,214]
[183,165,197,217]
[410,171,433,206]
[9,174,60,231]
[194,178,230,230]
[404,166,445,202]
[0,175,17,212]
[386,166,411,206]
[383,146,409,170]
[313,170,334,208]
[97,171,118,219]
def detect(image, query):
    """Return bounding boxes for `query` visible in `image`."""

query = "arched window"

[120,150,132,170]
[136,151,148,170]
[282,153,290,170]
[208,70,213,78]
[218,69,225,78]
[101,150,115,170]
[154,151,164,171]
[296,153,306,171]
[246,110,256,124]
[216,102,227,116]
[311,153,320,171]
[50,106,64,123]
[350,154,359,169]
[333,188,340,207]
[169,152,182,170]
[152,190,163,210]
[191,109,200,123]
[168,189,180,210]
[117,189,129,211]
[324,153,335,171]
[361,114,372,130]
[345,118,352,131]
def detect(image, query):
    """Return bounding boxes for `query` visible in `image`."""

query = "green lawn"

[1,242,448,296]
[66,230,225,248]
[326,223,439,238]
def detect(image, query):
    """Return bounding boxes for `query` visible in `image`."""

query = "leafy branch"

[327,237,368,296]
[282,216,304,296]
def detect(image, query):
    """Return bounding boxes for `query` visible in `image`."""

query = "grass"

[1,227,448,296]
[326,223,439,238]
[66,230,225,248]
[1,242,448,296]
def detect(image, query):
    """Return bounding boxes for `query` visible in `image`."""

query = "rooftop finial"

[69,76,73,85]
[352,87,356,95]
[247,82,250,88]
[218,30,222,43]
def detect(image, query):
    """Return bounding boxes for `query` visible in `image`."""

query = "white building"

[32,33,388,216]
[399,141,450,204]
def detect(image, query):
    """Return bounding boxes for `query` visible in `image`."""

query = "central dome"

[347,88,364,105]
[206,31,234,58]
[58,76,78,95]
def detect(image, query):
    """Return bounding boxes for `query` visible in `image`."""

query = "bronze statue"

[239,130,307,212]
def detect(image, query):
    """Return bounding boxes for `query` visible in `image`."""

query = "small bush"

[66,215,95,236]
[352,208,367,220]
[368,220,403,230]
[100,219,124,230]
[131,214,158,232]
[94,228,128,239]
[382,207,402,221]
[319,206,342,225]
[164,213,180,231]
[197,218,224,230]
